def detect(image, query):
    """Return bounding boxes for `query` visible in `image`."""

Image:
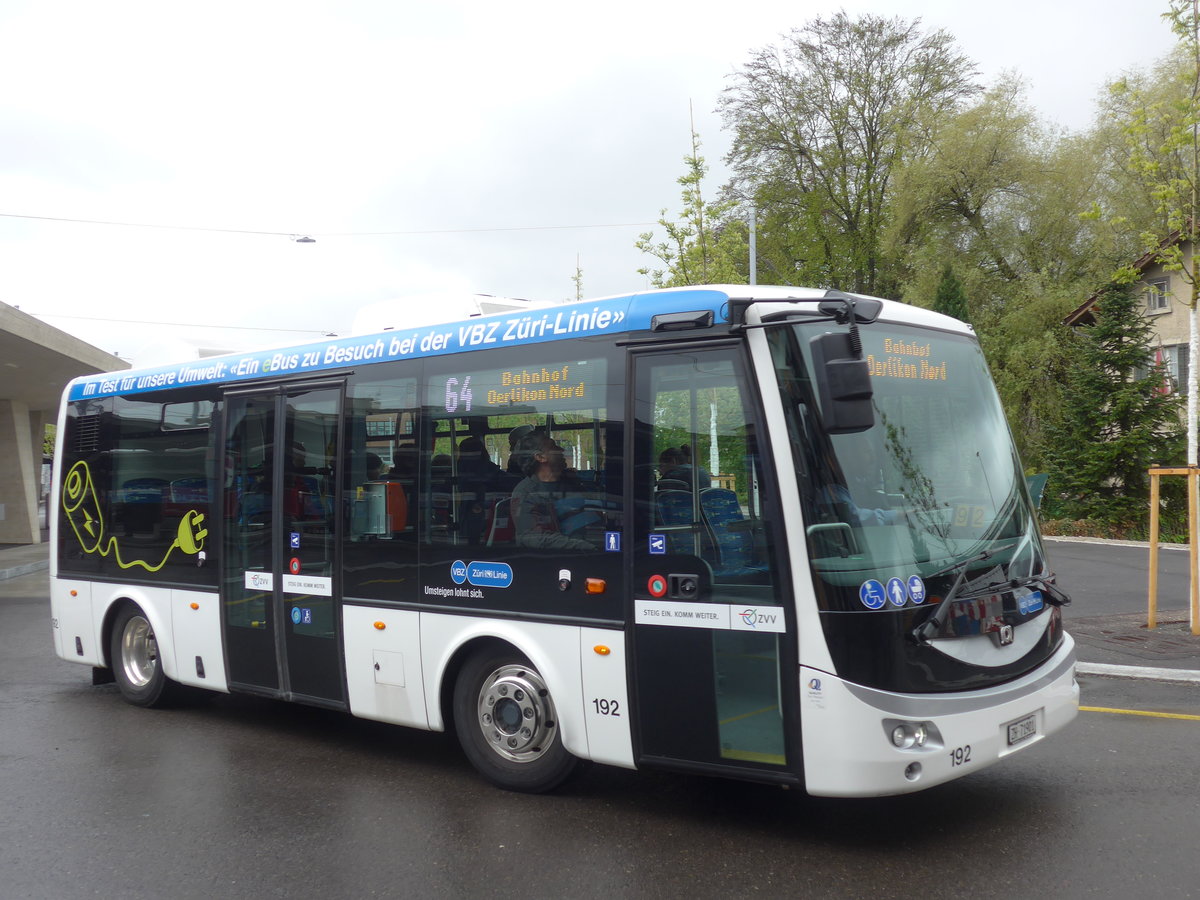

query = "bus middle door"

[221,384,345,706]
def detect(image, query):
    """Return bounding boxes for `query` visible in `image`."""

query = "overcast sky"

[0,0,1180,366]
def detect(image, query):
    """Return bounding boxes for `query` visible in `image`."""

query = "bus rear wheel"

[110,603,179,708]
[453,648,580,793]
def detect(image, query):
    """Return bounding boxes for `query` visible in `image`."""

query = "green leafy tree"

[719,12,979,294]
[888,77,1032,288]
[636,128,747,288]
[888,77,1113,317]
[983,281,1083,470]
[932,264,969,321]
[570,257,583,301]
[1089,48,1193,248]
[1110,1,1200,463]
[1045,282,1184,527]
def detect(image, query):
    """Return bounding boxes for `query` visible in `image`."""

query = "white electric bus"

[50,285,1078,796]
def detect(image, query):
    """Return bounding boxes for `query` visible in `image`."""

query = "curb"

[1044,535,1190,551]
[1077,661,1200,684]
[0,560,49,582]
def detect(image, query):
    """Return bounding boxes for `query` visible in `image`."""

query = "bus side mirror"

[810,332,874,433]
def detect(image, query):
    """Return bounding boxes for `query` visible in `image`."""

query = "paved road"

[1045,537,1191,619]
[1043,538,1200,674]
[3,556,1200,898]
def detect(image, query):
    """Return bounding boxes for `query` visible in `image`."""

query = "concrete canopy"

[1,300,127,543]
[1,301,126,413]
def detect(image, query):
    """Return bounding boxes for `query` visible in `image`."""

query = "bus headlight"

[884,719,943,751]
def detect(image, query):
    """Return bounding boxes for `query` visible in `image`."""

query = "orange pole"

[1192,468,1200,636]
[1148,470,1160,629]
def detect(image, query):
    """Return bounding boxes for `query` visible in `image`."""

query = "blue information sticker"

[290,607,302,625]
[860,579,886,610]
[648,534,666,555]
[907,575,926,604]
[1018,590,1044,615]
[605,532,621,552]
[290,532,301,549]
[466,560,513,588]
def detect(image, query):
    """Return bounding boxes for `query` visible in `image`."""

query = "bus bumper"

[799,635,1079,797]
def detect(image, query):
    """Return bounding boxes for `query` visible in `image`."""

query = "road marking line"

[1076,662,1200,684]
[1081,706,1200,722]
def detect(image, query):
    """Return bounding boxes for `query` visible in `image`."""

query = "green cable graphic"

[62,461,208,572]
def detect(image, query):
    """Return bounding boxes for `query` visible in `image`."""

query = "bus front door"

[630,347,795,779]
[221,385,345,706]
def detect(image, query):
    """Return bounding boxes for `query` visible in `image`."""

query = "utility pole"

[749,208,757,285]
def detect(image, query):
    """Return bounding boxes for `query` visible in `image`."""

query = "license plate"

[1006,713,1038,746]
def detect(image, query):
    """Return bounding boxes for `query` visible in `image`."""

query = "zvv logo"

[740,608,779,628]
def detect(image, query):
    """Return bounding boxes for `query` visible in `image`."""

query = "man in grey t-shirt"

[510,431,598,551]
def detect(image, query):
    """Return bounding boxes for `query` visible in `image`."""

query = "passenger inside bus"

[457,437,503,487]
[657,445,711,490]
[365,452,383,481]
[456,437,503,543]
[505,424,537,475]
[818,441,902,527]
[510,430,600,550]
[285,441,326,520]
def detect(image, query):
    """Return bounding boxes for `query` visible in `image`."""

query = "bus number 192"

[592,698,620,716]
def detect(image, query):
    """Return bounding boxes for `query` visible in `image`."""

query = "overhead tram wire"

[6,211,664,339]
[29,311,338,336]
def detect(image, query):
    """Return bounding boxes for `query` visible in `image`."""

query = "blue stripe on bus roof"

[67,288,733,401]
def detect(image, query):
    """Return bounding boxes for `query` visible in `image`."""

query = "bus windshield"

[772,320,1044,615]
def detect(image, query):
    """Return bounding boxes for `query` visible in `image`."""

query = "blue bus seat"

[656,489,697,555]
[698,487,768,578]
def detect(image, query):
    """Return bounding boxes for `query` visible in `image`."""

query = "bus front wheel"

[453,648,581,793]
[109,603,179,708]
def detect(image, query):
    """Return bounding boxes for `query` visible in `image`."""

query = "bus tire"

[109,603,179,708]
[453,647,581,793]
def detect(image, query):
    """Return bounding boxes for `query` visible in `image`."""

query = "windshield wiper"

[911,544,1016,644]
[1004,572,1071,608]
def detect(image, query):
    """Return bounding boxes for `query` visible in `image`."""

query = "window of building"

[1141,344,1190,394]
[1145,278,1171,313]
[1165,344,1190,394]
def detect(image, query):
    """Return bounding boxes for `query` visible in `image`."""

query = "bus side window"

[638,351,774,589]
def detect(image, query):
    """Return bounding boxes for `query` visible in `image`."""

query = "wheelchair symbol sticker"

[859,579,886,610]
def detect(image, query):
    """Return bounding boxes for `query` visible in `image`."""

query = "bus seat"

[574,470,600,489]
[119,477,169,504]
[656,478,689,492]
[239,491,269,525]
[485,497,516,547]
[655,489,697,555]
[169,477,208,503]
[698,487,767,578]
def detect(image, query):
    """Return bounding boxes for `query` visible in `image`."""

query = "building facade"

[1065,239,1193,395]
